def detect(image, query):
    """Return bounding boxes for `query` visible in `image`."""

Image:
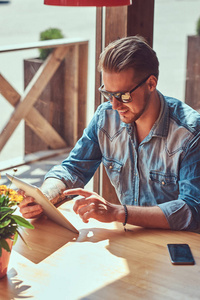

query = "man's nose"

[111,97,121,110]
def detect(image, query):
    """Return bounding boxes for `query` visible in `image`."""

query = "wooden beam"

[25,110,67,149]
[0,46,69,152]
[0,38,88,53]
[0,74,20,107]
[105,6,128,46]
[0,74,67,149]
[78,43,88,140]
[127,0,155,47]
[95,7,103,112]
[63,45,79,146]
[93,7,104,195]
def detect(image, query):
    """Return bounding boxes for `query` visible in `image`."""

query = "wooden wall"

[24,43,88,154]
[185,35,200,113]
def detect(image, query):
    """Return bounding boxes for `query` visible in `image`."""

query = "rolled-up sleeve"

[159,136,200,232]
[158,200,193,230]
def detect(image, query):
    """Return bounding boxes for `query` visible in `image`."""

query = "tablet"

[6,173,79,234]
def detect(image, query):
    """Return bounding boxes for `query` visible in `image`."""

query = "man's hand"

[18,190,43,219]
[65,188,170,229]
[18,178,67,219]
[64,188,123,223]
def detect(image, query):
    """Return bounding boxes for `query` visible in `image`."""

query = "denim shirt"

[45,91,200,232]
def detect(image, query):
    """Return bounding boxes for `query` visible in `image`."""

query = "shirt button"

[161,181,165,185]
[109,165,113,169]
[134,198,137,202]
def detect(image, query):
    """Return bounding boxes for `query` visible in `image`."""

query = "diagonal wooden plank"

[0,74,21,107]
[0,74,67,149]
[0,46,69,152]
[25,109,67,149]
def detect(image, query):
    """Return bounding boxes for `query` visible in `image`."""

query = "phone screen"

[167,244,195,265]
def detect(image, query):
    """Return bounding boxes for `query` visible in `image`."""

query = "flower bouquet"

[0,182,34,278]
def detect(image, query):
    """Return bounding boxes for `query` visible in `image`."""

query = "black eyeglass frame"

[98,74,152,103]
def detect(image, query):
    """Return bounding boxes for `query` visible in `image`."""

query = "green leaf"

[0,219,11,228]
[0,208,15,221]
[13,232,18,246]
[0,195,9,207]
[10,215,34,229]
[0,207,14,213]
[0,239,11,254]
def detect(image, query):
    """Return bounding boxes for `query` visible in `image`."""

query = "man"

[20,36,200,232]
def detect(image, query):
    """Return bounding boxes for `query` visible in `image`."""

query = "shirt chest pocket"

[149,171,177,186]
[149,171,179,201]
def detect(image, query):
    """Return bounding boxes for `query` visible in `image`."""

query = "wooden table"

[0,200,200,300]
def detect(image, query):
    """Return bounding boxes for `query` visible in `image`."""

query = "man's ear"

[147,75,157,91]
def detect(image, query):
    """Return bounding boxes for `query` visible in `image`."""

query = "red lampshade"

[44,0,132,6]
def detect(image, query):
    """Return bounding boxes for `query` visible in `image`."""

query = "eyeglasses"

[98,75,151,103]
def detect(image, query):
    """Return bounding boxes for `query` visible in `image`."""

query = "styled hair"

[98,36,159,80]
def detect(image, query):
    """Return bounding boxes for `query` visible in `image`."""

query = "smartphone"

[167,244,195,265]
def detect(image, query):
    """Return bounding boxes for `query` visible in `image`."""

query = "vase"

[0,238,13,279]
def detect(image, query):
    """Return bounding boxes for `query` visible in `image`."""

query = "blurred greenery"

[39,28,65,60]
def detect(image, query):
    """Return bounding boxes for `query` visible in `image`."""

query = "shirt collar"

[151,91,169,138]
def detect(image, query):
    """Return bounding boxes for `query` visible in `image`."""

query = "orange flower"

[0,185,23,203]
